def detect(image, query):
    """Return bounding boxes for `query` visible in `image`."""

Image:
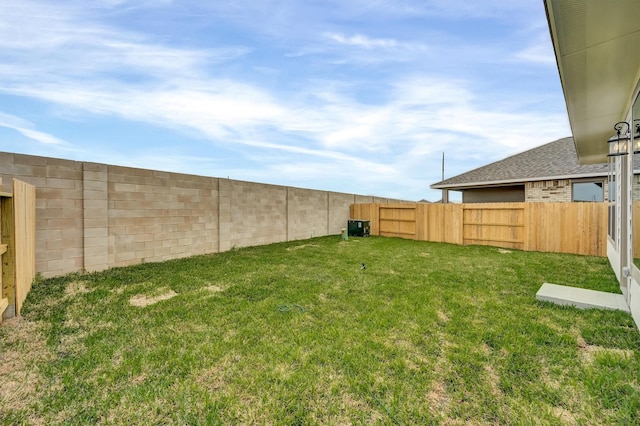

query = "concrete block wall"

[83,163,109,272]
[1,151,405,278]
[0,153,85,276]
[328,192,357,234]
[106,165,219,269]
[226,179,287,249]
[287,187,328,241]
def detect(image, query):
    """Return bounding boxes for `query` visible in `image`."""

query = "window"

[608,158,616,241]
[572,181,604,202]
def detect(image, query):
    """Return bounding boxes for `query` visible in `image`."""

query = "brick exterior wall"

[0,152,406,278]
[525,178,609,202]
[525,179,572,202]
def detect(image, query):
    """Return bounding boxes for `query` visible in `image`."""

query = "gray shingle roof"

[431,137,609,189]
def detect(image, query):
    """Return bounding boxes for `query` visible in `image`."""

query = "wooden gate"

[1,178,36,322]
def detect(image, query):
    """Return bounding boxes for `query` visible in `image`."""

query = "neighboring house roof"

[431,137,608,190]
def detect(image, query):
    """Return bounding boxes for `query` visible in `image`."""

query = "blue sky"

[0,0,570,201]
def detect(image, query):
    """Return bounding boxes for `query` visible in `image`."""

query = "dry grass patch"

[553,406,579,425]
[64,280,92,297]
[575,334,634,364]
[484,364,502,397]
[129,288,177,307]
[580,344,635,364]
[286,243,319,251]
[426,378,449,415]
[0,317,53,425]
[436,309,449,323]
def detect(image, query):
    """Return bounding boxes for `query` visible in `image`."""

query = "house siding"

[461,186,524,203]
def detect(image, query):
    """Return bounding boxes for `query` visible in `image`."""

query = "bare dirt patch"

[129,289,178,307]
[206,285,223,293]
[436,310,449,323]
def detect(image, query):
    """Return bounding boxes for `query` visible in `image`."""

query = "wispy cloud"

[325,33,399,49]
[515,42,556,65]
[0,0,569,201]
[0,113,67,145]
[0,1,248,83]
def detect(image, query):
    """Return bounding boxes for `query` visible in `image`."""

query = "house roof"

[431,137,608,190]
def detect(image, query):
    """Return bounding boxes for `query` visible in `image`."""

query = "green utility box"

[348,220,370,237]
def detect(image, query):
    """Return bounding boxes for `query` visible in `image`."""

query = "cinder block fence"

[0,152,403,278]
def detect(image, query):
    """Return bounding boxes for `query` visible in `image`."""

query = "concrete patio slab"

[536,283,630,314]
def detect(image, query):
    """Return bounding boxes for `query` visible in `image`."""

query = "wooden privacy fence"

[351,202,608,257]
[1,178,36,323]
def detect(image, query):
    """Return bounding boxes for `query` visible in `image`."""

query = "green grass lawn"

[2,236,639,425]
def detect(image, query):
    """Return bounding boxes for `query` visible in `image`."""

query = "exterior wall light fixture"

[608,121,630,156]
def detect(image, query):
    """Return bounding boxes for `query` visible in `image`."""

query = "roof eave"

[544,0,640,165]
[430,171,608,190]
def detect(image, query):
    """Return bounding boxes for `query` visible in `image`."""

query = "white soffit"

[545,0,640,164]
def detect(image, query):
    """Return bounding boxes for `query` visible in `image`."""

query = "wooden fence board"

[379,205,416,238]
[444,203,463,245]
[13,179,36,316]
[462,203,525,250]
[351,202,607,257]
